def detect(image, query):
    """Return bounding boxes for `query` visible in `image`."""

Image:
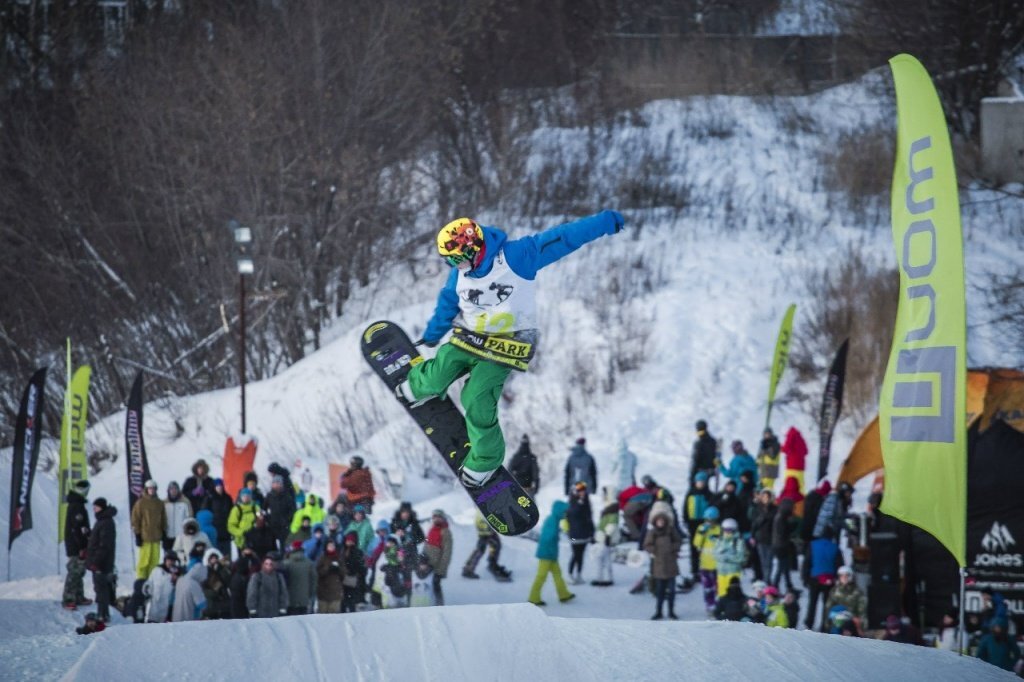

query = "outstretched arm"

[423,268,460,343]
[504,210,623,279]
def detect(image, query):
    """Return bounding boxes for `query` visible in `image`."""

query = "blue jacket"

[303,524,326,562]
[536,500,569,561]
[196,509,218,547]
[809,537,840,579]
[423,211,623,343]
[718,452,758,489]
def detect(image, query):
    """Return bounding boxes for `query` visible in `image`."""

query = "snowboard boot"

[462,568,480,579]
[395,380,435,409]
[458,465,498,489]
[488,564,512,582]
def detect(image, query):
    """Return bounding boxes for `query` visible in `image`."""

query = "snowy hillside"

[3,70,1024,581]
[1,69,1023,679]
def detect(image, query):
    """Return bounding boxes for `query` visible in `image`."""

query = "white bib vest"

[453,250,537,334]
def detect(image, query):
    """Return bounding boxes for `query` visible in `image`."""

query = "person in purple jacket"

[396,211,624,488]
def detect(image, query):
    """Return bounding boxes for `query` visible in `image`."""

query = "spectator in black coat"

[566,482,595,584]
[391,502,425,583]
[244,512,279,559]
[750,489,777,583]
[771,498,798,591]
[62,480,92,609]
[714,480,744,530]
[202,479,234,558]
[690,420,718,486]
[508,435,540,494]
[182,458,215,511]
[264,473,296,551]
[229,548,260,618]
[86,498,117,622]
[714,577,749,621]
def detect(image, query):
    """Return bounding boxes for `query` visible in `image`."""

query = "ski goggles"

[443,251,473,267]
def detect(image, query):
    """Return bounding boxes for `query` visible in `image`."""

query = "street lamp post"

[229,220,254,434]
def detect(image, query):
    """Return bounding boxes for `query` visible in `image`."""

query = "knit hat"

[695,419,707,431]
[167,481,180,491]
[694,471,709,483]
[213,478,224,488]
[575,437,586,445]
[290,540,304,553]
[431,508,445,517]
[144,479,158,489]
[73,479,91,493]
[837,565,853,576]
[243,471,258,484]
[238,488,252,500]
[376,519,390,532]
[93,497,108,511]
[353,504,366,514]
[344,532,358,544]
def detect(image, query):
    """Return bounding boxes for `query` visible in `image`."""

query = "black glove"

[415,338,438,348]
[135,534,143,547]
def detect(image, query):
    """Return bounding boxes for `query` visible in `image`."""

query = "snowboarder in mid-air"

[396,210,624,489]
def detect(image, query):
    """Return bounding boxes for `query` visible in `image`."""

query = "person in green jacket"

[227,488,260,549]
[290,493,326,534]
[713,518,748,596]
[763,586,789,628]
[824,566,867,632]
[343,505,374,553]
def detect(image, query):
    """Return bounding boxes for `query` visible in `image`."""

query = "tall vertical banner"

[765,303,797,428]
[879,54,967,567]
[817,339,849,482]
[9,367,47,549]
[57,365,91,543]
[125,371,152,514]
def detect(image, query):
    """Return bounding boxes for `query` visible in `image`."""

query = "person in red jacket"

[781,427,808,494]
[617,485,654,541]
[340,456,376,514]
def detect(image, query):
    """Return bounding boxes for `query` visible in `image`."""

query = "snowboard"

[360,321,539,536]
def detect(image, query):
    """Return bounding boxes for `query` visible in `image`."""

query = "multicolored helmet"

[437,218,484,268]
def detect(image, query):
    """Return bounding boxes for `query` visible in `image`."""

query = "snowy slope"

[22,604,1015,681]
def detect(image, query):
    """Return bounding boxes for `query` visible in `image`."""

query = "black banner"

[817,339,848,482]
[125,370,151,513]
[9,367,47,549]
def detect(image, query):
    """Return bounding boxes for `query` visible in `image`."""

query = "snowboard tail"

[360,321,539,536]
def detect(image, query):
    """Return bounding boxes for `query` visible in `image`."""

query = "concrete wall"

[981,98,1024,185]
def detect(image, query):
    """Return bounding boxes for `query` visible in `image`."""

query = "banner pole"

[957,567,966,655]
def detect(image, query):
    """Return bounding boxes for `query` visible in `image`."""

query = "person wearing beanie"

[564,438,597,496]
[266,474,298,551]
[163,481,193,553]
[62,479,93,610]
[690,419,718,487]
[86,498,117,622]
[528,500,575,606]
[682,471,713,581]
[423,510,453,606]
[757,427,781,491]
[565,482,594,585]
[316,539,345,613]
[693,506,722,614]
[713,518,748,597]
[395,211,624,491]
[228,488,260,551]
[343,504,374,554]
[390,502,425,585]
[130,479,166,581]
[644,509,682,620]
[508,433,541,495]
[282,538,317,615]
[287,516,314,547]
[242,471,265,508]
[750,488,777,586]
[341,531,367,612]
[825,565,867,634]
[341,456,377,514]
[75,611,106,635]
[201,478,234,558]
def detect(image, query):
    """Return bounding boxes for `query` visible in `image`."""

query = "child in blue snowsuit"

[398,211,624,487]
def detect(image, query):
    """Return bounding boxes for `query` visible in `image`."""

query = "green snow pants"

[406,342,512,474]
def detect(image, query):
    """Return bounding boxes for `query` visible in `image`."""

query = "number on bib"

[473,312,515,334]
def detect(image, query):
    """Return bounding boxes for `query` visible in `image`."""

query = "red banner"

[223,436,257,499]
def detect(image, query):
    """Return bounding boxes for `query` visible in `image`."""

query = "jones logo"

[889,136,956,444]
[975,521,1022,568]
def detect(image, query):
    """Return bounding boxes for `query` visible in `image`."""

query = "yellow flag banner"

[58,366,91,543]
[765,303,796,428]
[879,54,967,567]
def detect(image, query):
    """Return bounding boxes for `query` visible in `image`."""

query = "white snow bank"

[59,603,1008,682]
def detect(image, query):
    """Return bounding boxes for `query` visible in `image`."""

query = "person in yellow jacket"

[290,493,326,534]
[228,488,260,550]
[692,506,722,615]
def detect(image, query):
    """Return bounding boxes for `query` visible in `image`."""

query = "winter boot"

[462,568,480,579]
[651,612,663,621]
[395,381,435,409]
[458,465,498,489]
[559,593,576,603]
